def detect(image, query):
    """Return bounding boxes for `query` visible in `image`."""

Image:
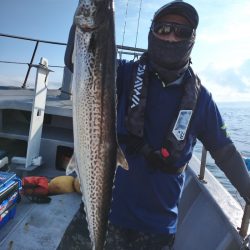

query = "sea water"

[193,102,250,206]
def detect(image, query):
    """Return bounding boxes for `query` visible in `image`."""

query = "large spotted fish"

[71,0,128,249]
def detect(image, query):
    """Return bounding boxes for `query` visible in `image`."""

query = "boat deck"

[0,193,81,250]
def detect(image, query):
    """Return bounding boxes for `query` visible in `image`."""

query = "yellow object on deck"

[48,176,75,195]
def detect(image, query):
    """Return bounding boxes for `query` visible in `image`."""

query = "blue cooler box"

[0,171,21,229]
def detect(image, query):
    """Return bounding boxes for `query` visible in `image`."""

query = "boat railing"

[199,146,250,239]
[0,32,145,89]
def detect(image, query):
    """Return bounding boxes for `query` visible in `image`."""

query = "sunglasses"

[151,22,194,40]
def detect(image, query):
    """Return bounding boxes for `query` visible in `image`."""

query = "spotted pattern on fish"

[71,1,126,250]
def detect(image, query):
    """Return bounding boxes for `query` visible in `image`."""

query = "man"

[62,1,250,249]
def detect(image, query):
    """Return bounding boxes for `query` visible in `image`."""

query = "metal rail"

[0,33,67,46]
[198,146,207,182]
[0,32,146,88]
[240,204,250,238]
[0,33,147,52]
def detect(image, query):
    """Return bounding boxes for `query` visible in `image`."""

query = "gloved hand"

[123,135,185,174]
[125,135,146,155]
[144,149,173,171]
[143,147,187,174]
[210,143,250,203]
[123,134,171,168]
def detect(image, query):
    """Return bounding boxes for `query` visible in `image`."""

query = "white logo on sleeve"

[131,64,146,108]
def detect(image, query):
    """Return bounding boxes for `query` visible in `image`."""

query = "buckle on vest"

[160,147,187,174]
[161,147,170,158]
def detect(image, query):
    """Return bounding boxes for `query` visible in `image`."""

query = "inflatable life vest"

[125,57,201,168]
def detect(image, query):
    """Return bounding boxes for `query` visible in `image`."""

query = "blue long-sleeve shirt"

[109,60,232,234]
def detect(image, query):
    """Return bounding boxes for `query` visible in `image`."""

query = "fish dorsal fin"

[117,146,129,170]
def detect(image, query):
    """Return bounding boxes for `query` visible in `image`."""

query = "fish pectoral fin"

[66,153,78,175]
[117,147,129,170]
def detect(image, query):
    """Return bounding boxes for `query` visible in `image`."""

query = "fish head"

[74,1,96,30]
[74,0,113,31]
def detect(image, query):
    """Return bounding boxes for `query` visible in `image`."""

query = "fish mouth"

[74,1,111,32]
[74,2,97,31]
[77,23,98,32]
[74,14,97,31]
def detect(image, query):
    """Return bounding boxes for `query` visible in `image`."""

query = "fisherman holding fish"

[62,1,250,249]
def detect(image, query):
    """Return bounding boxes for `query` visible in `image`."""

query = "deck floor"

[0,192,81,250]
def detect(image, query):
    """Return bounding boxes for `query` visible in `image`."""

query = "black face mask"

[148,31,195,83]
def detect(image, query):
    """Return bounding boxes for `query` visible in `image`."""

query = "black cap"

[153,1,199,29]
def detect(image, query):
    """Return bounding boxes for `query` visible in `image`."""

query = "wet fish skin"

[72,1,127,249]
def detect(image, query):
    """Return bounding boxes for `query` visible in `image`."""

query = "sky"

[0,0,250,103]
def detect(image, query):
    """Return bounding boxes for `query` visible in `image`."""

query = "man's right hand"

[124,135,146,155]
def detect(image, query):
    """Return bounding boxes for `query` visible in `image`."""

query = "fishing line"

[134,0,143,59]
[120,0,130,59]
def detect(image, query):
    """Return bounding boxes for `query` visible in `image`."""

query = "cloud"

[203,67,246,92]
[201,79,250,103]
[194,0,250,70]
[199,60,250,102]
[238,59,250,80]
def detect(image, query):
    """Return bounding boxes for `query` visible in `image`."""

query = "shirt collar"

[155,71,186,87]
